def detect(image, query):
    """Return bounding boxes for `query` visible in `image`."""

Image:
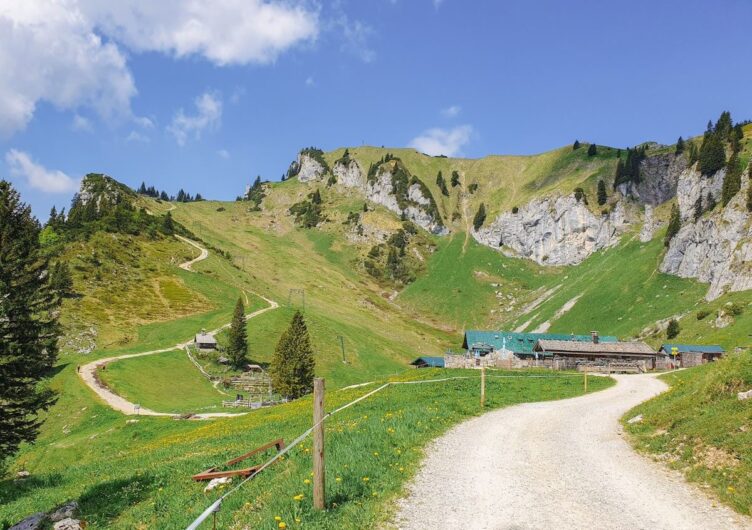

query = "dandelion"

[279,523,287,529]
[727,486,736,493]
[335,477,342,482]
[275,516,282,522]
[399,467,404,472]
[373,452,379,457]
[304,479,311,485]
[362,477,369,482]
[295,518,301,523]
[294,494,304,501]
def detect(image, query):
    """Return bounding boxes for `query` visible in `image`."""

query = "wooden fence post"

[480,367,486,408]
[313,378,325,510]
[583,369,588,393]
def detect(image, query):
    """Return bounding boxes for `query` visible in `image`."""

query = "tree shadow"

[47,362,70,378]
[77,474,155,526]
[0,473,65,505]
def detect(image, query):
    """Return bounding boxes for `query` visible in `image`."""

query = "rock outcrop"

[661,169,752,300]
[639,204,659,242]
[676,165,725,221]
[473,195,630,265]
[617,153,685,205]
[294,153,326,182]
[333,158,365,188]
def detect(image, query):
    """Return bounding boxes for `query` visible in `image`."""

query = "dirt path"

[77,237,279,419]
[395,374,752,530]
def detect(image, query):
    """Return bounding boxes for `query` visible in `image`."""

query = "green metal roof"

[659,343,725,354]
[410,356,445,368]
[462,330,618,356]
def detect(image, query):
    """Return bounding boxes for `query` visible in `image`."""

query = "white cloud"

[0,1,319,136]
[217,149,230,159]
[72,114,93,132]
[338,16,376,63]
[5,149,80,194]
[441,105,461,118]
[409,125,473,157]
[133,115,155,129]
[305,76,315,87]
[167,92,223,146]
[126,131,150,143]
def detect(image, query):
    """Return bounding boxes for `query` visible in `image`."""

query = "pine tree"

[687,142,699,166]
[714,111,733,141]
[160,191,169,201]
[162,211,174,234]
[693,196,703,221]
[450,170,460,187]
[721,152,742,206]
[0,181,61,463]
[227,297,248,369]
[269,311,315,399]
[666,319,680,339]
[698,132,726,176]
[587,143,597,156]
[138,182,147,194]
[664,204,681,247]
[573,140,581,150]
[613,159,625,189]
[597,180,608,205]
[473,203,486,231]
[436,171,449,196]
[50,262,74,299]
[675,136,685,155]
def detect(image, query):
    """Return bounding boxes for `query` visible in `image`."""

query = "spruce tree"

[687,142,699,166]
[50,262,74,299]
[597,180,608,205]
[675,137,685,155]
[160,191,169,201]
[162,211,174,234]
[664,204,681,247]
[436,171,449,196]
[573,140,581,150]
[0,181,61,464]
[473,203,486,231]
[270,311,315,399]
[587,143,597,157]
[227,297,248,369]
[613,159,625,189]
[721,152,742,206]
[666,319,680,339]
[693,196,703,221]
[450,170,461,187]
[698,133,726,176]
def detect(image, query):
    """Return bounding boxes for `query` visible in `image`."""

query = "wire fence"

[186,371,587,529]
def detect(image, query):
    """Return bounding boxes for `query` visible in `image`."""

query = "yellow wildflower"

[274,516,282,521]
[362,477,369,482]
[303,479,311,485]
[279,523,287,529]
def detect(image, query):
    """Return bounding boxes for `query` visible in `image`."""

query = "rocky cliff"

[473,195,630,266]
[661,168,752,300]
[616,153,685,205]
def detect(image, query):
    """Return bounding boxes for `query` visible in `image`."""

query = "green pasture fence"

[185,371,589,529]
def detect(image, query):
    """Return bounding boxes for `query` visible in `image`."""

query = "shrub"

[666,319,680,339]
[473,203,487,231]
[664,204,681,247]
[696,310,710,320]
[727,302,744,316]
[587,143,597,156]
[511,206,519,214]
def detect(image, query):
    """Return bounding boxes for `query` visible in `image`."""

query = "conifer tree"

[436,171,449,196]
[587,143,597,156]
[693,196,703,221]
[227,297,248,369]
[450,170,461,187]
[664,204,681,247]
[721,152,742,206]
[687,141,699,166]
[270,311,315,399]
[706,192,717,212]
[162,211,174,234]
[0,181,61,463]
[160,191,169,201]
[473,203,486,231]
[597,180,608,205]
[50,262,74,299]
[666,319,680,339]
[675,136,684,155]
[311,189,322,205]
[573,140,581,150]
[698,132,726,176]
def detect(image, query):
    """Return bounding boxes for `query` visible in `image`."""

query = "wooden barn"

[658,343,725,368]
[194,330,217,350]
[533,337,657,372]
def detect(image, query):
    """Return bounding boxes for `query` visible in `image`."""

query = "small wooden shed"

[195,330,217,350]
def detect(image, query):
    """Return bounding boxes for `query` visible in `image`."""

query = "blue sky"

[2,0,751,218]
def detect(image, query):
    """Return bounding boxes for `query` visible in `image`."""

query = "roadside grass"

[0,369,612,529]
[98,349,232,413]
[623,353,752,516]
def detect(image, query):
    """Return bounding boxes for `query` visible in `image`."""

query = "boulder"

[9,513,46,530]
[53,518,84,530]
[738,389,752,401]
[50,501,79,522]
[627,414,643,424]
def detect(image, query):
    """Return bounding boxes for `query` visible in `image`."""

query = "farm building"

[450,330,618,368]
[533,337,658,372]
[195,330,217,350]
[658,343,724,368]
[410,356,445,368]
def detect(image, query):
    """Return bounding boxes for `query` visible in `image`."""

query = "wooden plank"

[192,438,285,481]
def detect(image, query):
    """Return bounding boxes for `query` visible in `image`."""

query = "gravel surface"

[395,374,752,530]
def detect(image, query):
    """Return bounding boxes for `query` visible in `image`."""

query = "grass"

[98,349,233,413]
[0,368,613,529]
[623,353,752,515]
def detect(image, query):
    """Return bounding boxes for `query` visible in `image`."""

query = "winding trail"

[396,374,752,530]
[77,236,279,419]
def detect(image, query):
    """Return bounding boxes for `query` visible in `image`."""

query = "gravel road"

[395,374,752,530]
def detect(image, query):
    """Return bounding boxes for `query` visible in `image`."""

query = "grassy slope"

[0,369,612,529]
[624,354,752,515]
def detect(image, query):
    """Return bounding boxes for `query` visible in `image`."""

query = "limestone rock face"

[333,159,365,189]
[640,204,660,242]
[295,153,326,182]
[675,165,725,221]
[617,153,686,205]
[661,170,752,300]
[473,195,629,265]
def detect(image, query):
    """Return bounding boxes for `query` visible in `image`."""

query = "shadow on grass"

[0,473,66,505]
[78,474,155,526]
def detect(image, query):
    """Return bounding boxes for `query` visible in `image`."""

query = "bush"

[696,310,710,320]
[473,203,487,231]
[666,319,680,339]
[727,302,744,316]
[664,204,681,247]
[511,206,519,214]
